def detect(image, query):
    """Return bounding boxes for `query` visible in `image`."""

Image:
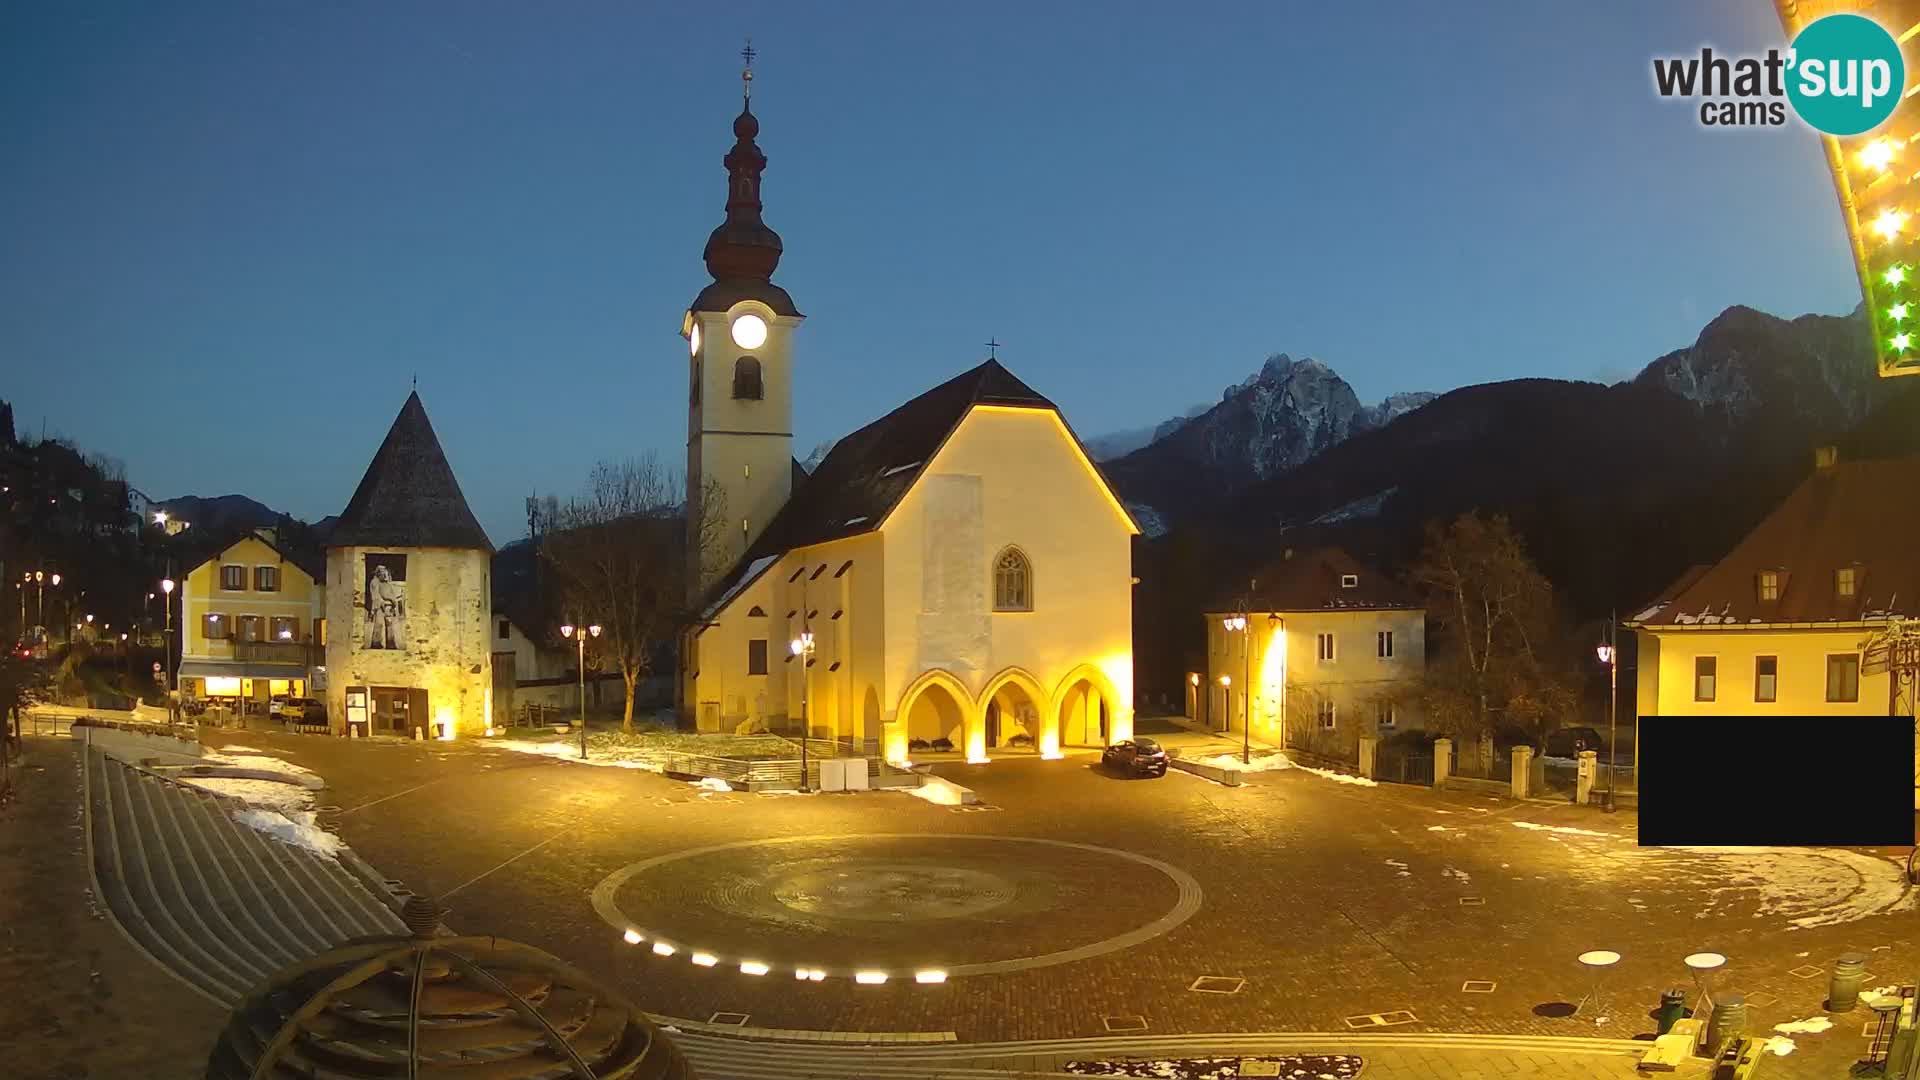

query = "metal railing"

[232,641,318,664]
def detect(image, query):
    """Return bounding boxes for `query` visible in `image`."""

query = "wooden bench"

[1639,1018,1703,1072]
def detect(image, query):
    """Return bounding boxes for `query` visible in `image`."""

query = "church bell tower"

[684,43,803,602]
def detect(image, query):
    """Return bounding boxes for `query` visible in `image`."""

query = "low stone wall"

[1167,758,1243,786]
[915,775,980,805]
[75,722,202,767]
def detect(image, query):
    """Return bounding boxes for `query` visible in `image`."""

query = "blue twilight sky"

[0,2,1864,546]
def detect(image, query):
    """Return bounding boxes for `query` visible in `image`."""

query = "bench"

[1639,1018,1703,1072]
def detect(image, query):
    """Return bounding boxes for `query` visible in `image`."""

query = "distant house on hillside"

[1625,447,1920,807]
[1196,547,1426,760]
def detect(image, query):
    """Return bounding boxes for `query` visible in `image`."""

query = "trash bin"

[1655,988,1688,1035]
[1829,952,1868,1012]
[1704,992,1746,1058]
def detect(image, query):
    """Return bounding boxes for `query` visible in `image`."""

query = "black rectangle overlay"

[1637,715,1914,847]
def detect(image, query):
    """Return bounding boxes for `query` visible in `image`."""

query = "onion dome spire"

[703,38,783,284]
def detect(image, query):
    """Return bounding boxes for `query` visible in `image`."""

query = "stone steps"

[84,747,405,1007]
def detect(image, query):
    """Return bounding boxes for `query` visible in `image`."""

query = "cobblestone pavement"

[203,730,1917,1076]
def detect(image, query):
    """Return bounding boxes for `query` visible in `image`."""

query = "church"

[677,66,1138,765]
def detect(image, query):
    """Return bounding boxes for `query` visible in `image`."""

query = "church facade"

[677,80,1137,764]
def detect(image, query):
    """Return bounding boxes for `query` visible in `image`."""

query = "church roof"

[328,391,493,552]
[701,359,1126,616]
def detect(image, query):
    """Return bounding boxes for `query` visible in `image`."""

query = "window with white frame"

[270,617,298,641]
[1836,566,1857,597]
[1377,630,1394,658]
[1375,700,1396,728]
[1316,698,1336,729]
[237,615,262,643]
[220,564,246,591]
[1316,632,1336,662]
[203,613,228,639]
[254,565,279,592]
[1757,570,1780,601]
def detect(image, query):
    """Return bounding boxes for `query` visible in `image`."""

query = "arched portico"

[979,666,1054,757]
[1053,663,1129,748]
[894,668,977,762]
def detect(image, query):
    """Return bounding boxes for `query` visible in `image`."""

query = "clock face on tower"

[730,313,768,350]
[689,321,702,357]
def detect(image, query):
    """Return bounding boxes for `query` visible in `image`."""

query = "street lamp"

[561,623,601,759]
[1222,609,1251,764]
[790,630,815,792]
[161,578,176,727]
[1595,613,1619,814]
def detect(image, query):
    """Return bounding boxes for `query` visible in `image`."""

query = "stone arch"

[1053,663,1127,748]
[979,666,1052,756]
[896,668,975,757]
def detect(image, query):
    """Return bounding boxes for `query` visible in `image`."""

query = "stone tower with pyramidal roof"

[323,391,496,739]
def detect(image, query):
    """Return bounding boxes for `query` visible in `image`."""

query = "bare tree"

[543,458,729,733]
[1408,512,1575,745]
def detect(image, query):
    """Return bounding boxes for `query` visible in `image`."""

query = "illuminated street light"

[790,630,816,791]
[1595,617,1619,814]
[562,623,602,758]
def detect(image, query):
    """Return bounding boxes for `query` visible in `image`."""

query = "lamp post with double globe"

[1595,614,1619,814]
[790,630,815,792]
[562,623,601,759]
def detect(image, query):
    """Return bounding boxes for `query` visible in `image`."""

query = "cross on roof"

[986,337,1000,360]
[741,38,755,99]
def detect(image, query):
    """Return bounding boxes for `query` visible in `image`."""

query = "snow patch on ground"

[1762,1036,1797,1056]
[490,740,666,772]
[232,808,343,858]
[1510,821,1619,839]
[1443,866,1471,886]
[1645,847,1917,929]
[1427,825,1452,833]
[1772,1016,1833,1035]
[202,752,323,787]
[690,777,732,793]
[180,776,314,812]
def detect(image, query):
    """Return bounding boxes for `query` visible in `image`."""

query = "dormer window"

[1836,566,1857,597]
[1340,574,1359,589]
[732,356,763,400]
[1757,570,1780,601]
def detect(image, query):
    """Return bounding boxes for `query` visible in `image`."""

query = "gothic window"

[993,547,1032,611]
[732,356,763,400]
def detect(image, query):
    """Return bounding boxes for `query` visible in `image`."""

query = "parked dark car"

[1544,726,1607,759]
[1101,737,1169,778]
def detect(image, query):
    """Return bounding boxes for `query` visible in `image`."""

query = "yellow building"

[175,528,325,713]
[1197,548,1426,758]
[677,88,1138,764]
[1626,451,1920,805]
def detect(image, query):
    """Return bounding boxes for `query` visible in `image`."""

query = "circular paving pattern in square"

[589,834,1203,979]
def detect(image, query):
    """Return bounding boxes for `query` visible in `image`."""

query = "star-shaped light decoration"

[1860,138,1899,172]
[1886,265,1908,287]
[1892,303,1910,322]
[1893,332,1913,353]
[1874,209,1909,241]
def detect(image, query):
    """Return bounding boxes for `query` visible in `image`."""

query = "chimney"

[1813,445,1838,470]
